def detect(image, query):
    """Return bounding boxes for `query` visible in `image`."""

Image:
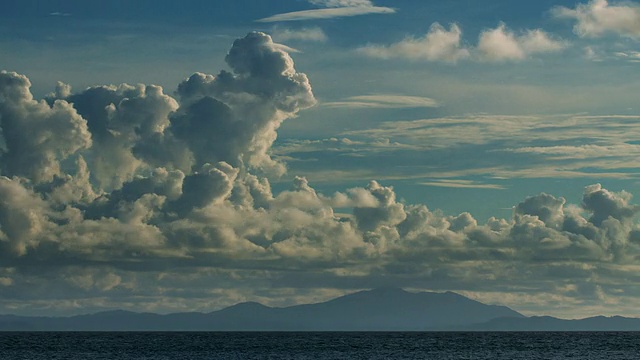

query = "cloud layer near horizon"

[2,32,640,318]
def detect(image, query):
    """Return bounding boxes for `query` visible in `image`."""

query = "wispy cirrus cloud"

[49,12,72,17]
[325,114,640,181]
[322,94,440,109]
[308,0,373,6]
[614,50,640,62]
[419,179,506,190]
[272,27,328,42]
[257,0,394,22]
[344,114,640,150]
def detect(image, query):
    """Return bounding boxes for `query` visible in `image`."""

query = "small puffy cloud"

[520,29,568,54]
[478,25,525,60]
[272,27,328,42]
[515,193,566,229]
[358,23,470,63]
[258,0,394,22]
[584,46,602,60]
[553,0,640,39]
[323,94,439,109]
[360,23,565,63]
[478,24,567,61]
[353,181,406,232]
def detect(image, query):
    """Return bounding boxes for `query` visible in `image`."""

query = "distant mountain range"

[1,288,639,331]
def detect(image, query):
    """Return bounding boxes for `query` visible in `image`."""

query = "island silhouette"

[1,288,638,331]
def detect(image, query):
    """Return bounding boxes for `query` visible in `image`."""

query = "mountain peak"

[229,301,269,308]
[216,301,271,314]
[367,287,408,294]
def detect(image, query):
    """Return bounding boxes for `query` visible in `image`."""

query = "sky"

[1,0,640,319]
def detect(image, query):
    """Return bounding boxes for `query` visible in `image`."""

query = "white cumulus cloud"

[553,0,640,39]
[358,23,470,63]
[478,24,567,61]
[360,22,566,63]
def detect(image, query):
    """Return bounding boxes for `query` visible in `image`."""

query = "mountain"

[202,287,524,331]
[1,288,638,331]
[272,288,524,330]
[0,288,522,331]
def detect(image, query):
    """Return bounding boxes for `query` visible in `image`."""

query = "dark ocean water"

[1,332,639,359]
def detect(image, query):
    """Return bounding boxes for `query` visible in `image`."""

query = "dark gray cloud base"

[0,32,639,316]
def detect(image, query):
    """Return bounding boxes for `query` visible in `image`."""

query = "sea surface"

[1,331,639,359]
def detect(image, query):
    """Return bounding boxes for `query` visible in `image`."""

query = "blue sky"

[2,0,640,318]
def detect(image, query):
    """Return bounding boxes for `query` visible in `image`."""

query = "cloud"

[353,181,406,233]
[419,179,505,190]
[584,46,600,60]
[272,27,328,42]
[63,83,182,190]
[257,0,394,22]
[309,0,374,6]
[358,23,470,63]
[504,144,640,159]
[360,22,566,63]
[322,95,439,108]
[477,24,567,61]
[515,192,566,229]
[58,32,315,188]
[614,50,640,62]
[553,0,640,39]
[582,184,639,226]
[0,71,92,183]
[333,114,640,182]
[3,32,640,318]
[0,176,51,256]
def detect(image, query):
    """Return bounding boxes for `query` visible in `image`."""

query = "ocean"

[1,331,639,359]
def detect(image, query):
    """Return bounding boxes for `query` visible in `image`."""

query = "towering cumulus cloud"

[174,32,315,176]
[1,32,640,316]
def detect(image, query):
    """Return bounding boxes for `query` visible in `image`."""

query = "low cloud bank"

[0,32,639,316]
